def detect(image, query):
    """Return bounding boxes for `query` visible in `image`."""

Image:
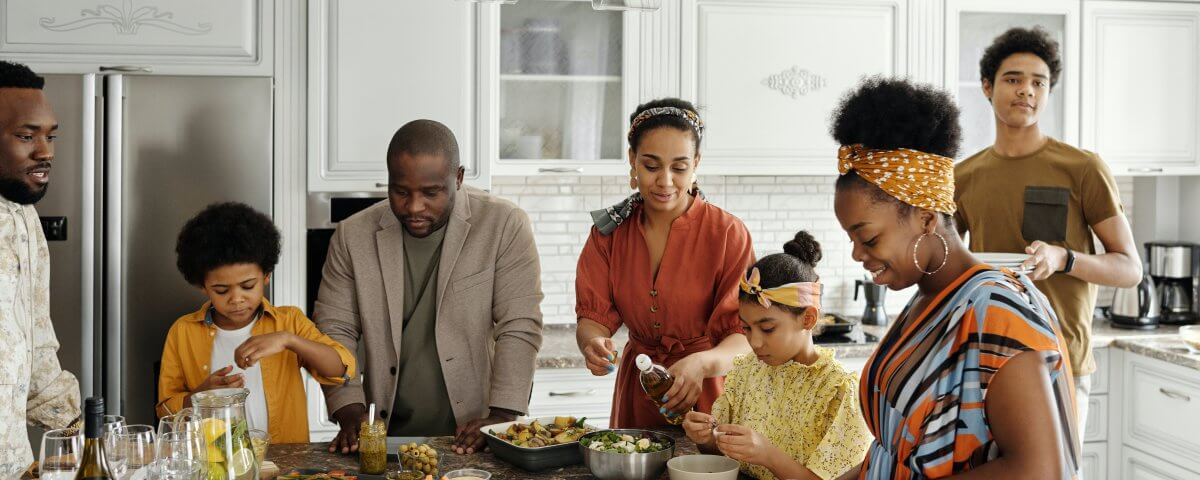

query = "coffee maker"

[1145,241,1200,325]
[854,277,888,326]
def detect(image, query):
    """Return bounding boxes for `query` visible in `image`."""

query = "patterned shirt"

[0,198,81,476]
[713,348,872,480]
[858,265,1079,479]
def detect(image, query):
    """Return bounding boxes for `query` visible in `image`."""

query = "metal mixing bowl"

[580,429,676,480]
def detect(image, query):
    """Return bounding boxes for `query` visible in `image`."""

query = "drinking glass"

[110,424,156,480]
[39,428,83,480]
[103,415,126,436]
[248,429,269,469]
[152,431,206,480]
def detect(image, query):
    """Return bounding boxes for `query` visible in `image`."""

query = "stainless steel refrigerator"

[34,73,273,429]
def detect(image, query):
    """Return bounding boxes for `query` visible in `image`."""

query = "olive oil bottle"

[635,354,685,425]
[74,397,114,479]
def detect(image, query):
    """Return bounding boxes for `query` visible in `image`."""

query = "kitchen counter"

[268,429,753,479]
[1110,336,1200,372]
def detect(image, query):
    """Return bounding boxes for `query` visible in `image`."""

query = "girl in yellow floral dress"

[683,231,872,480]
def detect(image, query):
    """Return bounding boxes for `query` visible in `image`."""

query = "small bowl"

[442,469,492,479]
[1180,325,1200,353]
[579,429,675,480]
[667,454,740,480]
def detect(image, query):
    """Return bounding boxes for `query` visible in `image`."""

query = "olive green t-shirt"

[388,226,457,436]
[954,137,1123,376]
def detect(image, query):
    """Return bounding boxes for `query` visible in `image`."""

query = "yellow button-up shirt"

[157,299,356,443]
[0,199,81,477]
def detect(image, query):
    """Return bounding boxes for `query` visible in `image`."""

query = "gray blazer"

[314,186,544,426]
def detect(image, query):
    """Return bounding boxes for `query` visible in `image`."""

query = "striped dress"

[858,265,1080,479]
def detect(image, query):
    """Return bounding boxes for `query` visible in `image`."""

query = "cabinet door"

[681,0,908,176]
[483,0,638,176]
[1082,1,1200,176]
[528,368,617,428]
[0,0,271,75]
[309,0,486,192]
[1083,442,1108,480]
[1122,352,1200,473]
[1121,447,1200,480]
[945,0,1080,160]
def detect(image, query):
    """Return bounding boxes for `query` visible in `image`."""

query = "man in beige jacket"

[315,119,543,455]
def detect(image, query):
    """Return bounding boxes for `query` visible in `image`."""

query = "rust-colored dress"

[575,196,754,428]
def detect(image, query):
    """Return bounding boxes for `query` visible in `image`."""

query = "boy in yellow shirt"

[157,202,356,443]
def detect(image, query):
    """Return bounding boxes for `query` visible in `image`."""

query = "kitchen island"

[268,428,755,479]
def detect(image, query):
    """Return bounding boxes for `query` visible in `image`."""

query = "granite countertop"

[1111,336,1200,371]
[267,429,753,479]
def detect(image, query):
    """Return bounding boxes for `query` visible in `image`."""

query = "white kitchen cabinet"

[0,0,272,75]
[1083,442,1108,480]
[308,0,487,192]
[1121,447,1200,480]
[944,0,1080,160]
[1121,350,1200,475]
[1082,1,1200,176]
[528,368,617,429]
[482,0,641,177]
[306,373,339,442]
[680,0,908,176]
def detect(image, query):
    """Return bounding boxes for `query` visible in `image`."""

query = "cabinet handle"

[1159,387,1192,402]
[99,65,152,73]
[548,389,597,397]
[1127,167,1164,173]
[538,167,583,174]
[375,183,388,188]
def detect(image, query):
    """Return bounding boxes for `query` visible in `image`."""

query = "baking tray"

[479,416,589,471]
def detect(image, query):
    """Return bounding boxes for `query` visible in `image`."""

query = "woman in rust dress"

[575,98,755,428]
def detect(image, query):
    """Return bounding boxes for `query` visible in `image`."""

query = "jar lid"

[190,387,250,407]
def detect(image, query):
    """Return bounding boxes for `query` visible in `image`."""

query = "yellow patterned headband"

[837,144,957,215]
[739,267,822,311]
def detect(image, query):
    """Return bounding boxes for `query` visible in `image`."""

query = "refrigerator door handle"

[81,74,96,400]
[104,74,124,414]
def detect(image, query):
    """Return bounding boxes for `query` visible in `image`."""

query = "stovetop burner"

[813,323,879,345]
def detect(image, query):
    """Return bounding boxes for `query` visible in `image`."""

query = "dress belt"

[627,334,713,365]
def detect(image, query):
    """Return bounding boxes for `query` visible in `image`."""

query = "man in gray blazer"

[315,119,544,455]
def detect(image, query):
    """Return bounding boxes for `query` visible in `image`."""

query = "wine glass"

[152,431,207,480]
[111,424,156,480]
[39,428,83,480]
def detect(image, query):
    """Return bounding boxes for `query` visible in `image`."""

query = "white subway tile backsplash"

[497,175,1136,325]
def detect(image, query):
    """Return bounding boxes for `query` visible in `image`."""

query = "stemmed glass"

[152,431,207,479]
[39,428,83,480]
[107,424,156,480]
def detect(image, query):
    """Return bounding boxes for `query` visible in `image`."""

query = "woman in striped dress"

[829,78,1080,479]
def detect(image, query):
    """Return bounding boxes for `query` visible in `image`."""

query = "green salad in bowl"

[581,431,668,454]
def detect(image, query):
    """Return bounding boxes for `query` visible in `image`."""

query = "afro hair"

[0,60,44,89]
[980,27,1062,89]
[175,202,280,287]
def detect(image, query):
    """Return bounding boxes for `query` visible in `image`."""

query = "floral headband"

[739,267,822,311]
[628,107,705,143]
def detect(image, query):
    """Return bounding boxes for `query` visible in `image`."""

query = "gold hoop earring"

[912,232,949,275]
[689,176,699,195]
[629,176,638,190]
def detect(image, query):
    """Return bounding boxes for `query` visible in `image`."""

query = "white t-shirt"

[210,318,270,434]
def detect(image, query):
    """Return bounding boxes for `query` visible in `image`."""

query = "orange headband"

[837,144,957,215]
[739,268,822,311]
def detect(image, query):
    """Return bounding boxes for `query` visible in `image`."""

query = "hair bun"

[783,231,822,266]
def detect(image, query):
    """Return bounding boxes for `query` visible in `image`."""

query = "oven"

[306,193,388,316]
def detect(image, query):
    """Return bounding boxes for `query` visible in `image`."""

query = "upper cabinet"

[1082,1,1200,176]
[679,0,908,175]
[945,0,1080,160]
[308,0,486,192]
[481,0,640,176]
[0,0,272,75]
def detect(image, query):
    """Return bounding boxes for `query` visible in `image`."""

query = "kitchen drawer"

[1092,347,1110,394]
[1121,446,1200,480]
[528,368,616,426]
[1122,353,1200,473]
[1085,394,1108,444]
[1082,442,1107,480]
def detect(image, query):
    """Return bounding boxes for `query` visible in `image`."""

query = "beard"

[0,173,48,205]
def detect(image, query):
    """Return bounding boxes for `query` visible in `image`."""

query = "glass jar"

[190,388,258,480]
[358,420,387,474]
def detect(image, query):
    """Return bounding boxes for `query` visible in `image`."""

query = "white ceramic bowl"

[667,454,740,480]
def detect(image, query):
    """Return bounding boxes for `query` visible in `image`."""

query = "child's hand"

[234,332,295,369]
[682,411,717,446]
[716,424,776,467]
[196,365,244,392]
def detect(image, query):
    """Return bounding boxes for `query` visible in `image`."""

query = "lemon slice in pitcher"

[228,447,256,478]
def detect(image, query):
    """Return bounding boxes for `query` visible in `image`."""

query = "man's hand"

[328,403,370,454]
[1022,241,1068,281]
[234,332,295,369]
[453,409,519,454]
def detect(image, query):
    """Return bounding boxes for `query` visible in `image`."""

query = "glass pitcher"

[190,388,259,480]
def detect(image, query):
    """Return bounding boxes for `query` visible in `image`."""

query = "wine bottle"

[635,354,686,425]
[74,397,114,479]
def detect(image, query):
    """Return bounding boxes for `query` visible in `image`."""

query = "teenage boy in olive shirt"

[954,28,1142,454]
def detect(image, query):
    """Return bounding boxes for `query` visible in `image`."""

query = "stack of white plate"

[974,252,1033,273]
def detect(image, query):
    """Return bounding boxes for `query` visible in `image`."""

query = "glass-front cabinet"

[480,0,639,175]
[944,0,1080,160]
